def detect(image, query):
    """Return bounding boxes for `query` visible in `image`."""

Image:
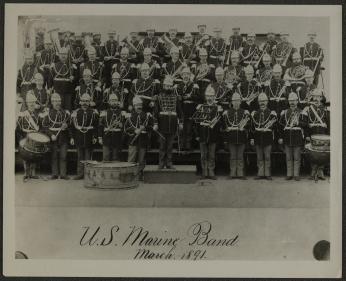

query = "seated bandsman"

[102,30,119,86]
[194,24,210,54]
[130,63,160,114]
[70,93,99,180]
[175,67,201,151]
[206,27,227,67]
[236,65,260,112]
[194,86,222,180]
[154,76,183,169]
[138,48,161,80]
[74,69,103,110]
[36,35,56,88]
[16,92,44,182]
[228,27,245,52]
[256,53,272,84]
[191,48,215,100]
[124,96,154,181]
[260,30,278,56]
[240,32,261,68]
[98,94,126,161]
[103,72,130,111]
[283,52,308,91]
[41,93,71,180]
[91,32,103,61]
[223,92,250,179]
[70,34,86,81]
[273,32,296,69]
[250,92,277,180]
[278,92,308,181]
[264,64,289,115]
[304,89,330,181]
[162,46,185,84]
[30,72,49,112]
[111,47,136,90]
[224,51,244,86]
[179,32,197,65]
[139,28,162,62]
[211,67,232,110]
[80,46,104,88]
[123,31,141,64]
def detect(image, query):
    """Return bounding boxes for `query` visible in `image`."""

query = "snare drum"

[84,161,139,189]
[310,134,330,151]
[18,132,50,162]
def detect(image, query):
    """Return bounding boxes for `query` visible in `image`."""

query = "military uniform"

[80,60,104,87]
[223,107,250,177]
[264,78,289,114]
[228,34,245,52]
[178,38,197,65]
[236,79,260,112]
[211,81,232,110]
[162,60,184,84]
[74,83,103,110]
[206,37,227,67]
[273,41,295,68]
[191,62,215,99]
[98,107,126,161]
[102,38,119,85]
[300,41,323,86]
[240,42,261,68]
[130,77,160,113]
[294,83,316,109]
[137,60,161,80]
[31,87,50,112]
[112,60,136,90]
[261,38,278,56]
[41,107,71,179]
[224,64,244,86]
[103,85,129,111]
[139,36,162,62]
[17,63,37,100]
[70,40,86,82]
[36,48,56,87]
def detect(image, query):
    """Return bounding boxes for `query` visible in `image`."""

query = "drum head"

[311,134,330,141]
[28,132,50,143]
[98,162,138,168]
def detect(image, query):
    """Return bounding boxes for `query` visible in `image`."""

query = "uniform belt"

[54,78,70,82]
[304,57,320,61]
[183,100,194,104]
[23,129,38,133]
[21,81,32,85]
[49,127,66,131]
[160,111,177,116]
[284,127,302,130]
[255,128,272,132]
[105,128,121,132]
[309,124,326,128]
[227,127,243,131]
[122,78,132,82]
[270,97,286,101]
[141,130,147,134]
[209,55,220,59]
[76,126,94,131]
[199,78,210,82]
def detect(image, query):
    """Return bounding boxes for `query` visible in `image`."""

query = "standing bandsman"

[273,32,296,68]
[17,49,38,102]
[161,28,180,63]
[70,93,99,180]
[241,32,261,68]
[125,96,154,181]
[102,30,119,86]
[138,48,161,80]
[36,35,56,87]
[70,34,86,80]
[139,28,162,62]
[49,47,76,111]
[228,27,245,52]
[91,32,103,61]
[103,72,130,111]
[74,68,103,110]
[250,92,277,180]
[80,46,104,88]
[260,30,278,56]
[283,52,308,92]
[179,32,197,66]
[207,27,227,67]
[264,64,289,115]
[191,48,215,100]
[154,76,183,169]
[124,31,141,64]
[278,92,308,181]
[300,31,323,86]
[98,93,126,161]
[130,63,160,114]
[176,67,201,151]
[304,89,330,180]
[112,47,136,90]
[162,46,184,84]
[223,92,250,179]
[41,93,71,180]
[236,65,260,112]
[16,92,44,182]
[256,54,273,86]
[31,72,50,112]
[194,86,222,180]
[224,51,244,87]
[211,67,232,110]
[194,24,210,53]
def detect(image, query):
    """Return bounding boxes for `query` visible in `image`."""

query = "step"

[144,165,198,184]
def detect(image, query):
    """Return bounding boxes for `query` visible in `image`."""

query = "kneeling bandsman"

[70,93,99,180]
[250,92,277,180]
[154,76,183,169]
[278,92,308,181]
[194,86,222,180]
[41,93,71,180]
[98,94,126,161]
[124,96,154,181]
[223,92,250,179]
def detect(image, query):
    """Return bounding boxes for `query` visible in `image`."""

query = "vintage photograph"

[3,3,342,278]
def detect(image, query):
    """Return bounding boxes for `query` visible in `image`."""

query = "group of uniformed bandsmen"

[16,25,329,182]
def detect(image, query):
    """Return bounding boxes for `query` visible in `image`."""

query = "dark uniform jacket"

[224,65,244,85]
[250,108,277,146]
[207,37,227,65]
[194,103,222,144]
[71,107,99,147]
[179,40,197,65]
[223,107,250,144]
[303,104,330,137]
[264,78,289,114]
[228,35,245,52]
[175,81,201,119]
[300,42,323,72]
[102,85,130,111]
[262,39,278,56]
[155,89,182,134]
[240,43,261,67]
[130,77,160,113]
[16,109,43,140]
[49,61,75,93]
[162,60,184,83]
[139,36,163,61]
[74,83,103,110]
[41,108,71,145]
[137,60,161,80]
[102,40,119,60]
[98,107,126,148]
[17,63,37,97]
[278,108,307,146]
[273,41,296,68]
[191,62,215,99]
[112,60,137,90]
[70,42,86,65]
[124,111,154,148]
[236,79,260,112]
[32,87,50,111]
[80,60,104,85]
[211,81,233,109]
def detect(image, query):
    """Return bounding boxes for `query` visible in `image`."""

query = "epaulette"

[99,62,104,66]
[244,110,250,115]
[301,109,308,116]
[154,79,160,84]
[75,85,80,91]
[191,64,197,68]
[50,63,55,68]
[132,79,138,84]
[104,88,110,94]
[155,64,161,69]
[270,110,277,116]
[80,63,85,67]
[136,63,141,68]
[196,104,202,110]
[96,86,102,92]
[71,110,78,118]
[93,109,99,115]
[139,39,144,44]
[121,110,126,116]
[204,40,210,46]
[251,111,256,117]
[125,112,132,119]
[217,105,223,112]
[65,110,71,115]
[210,64,215,68]
[162,63,167,68]
[226,41,230,46]
[256,70,259,75]
[100,110,106,117]
[39,111,48,118]
[146,112,152,117]
[173,84,178,89]
[112,63,117,69]
[222,110,228,116]
[302,106,309,114]
[130,64,136,68]
[124,88,129,93]
[100,42,104,47]
[72,64,77,70]
[280,110,286,116]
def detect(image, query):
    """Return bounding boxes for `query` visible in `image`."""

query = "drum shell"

[310,134,330,152]
[305,144,330,166]
[25,133,50,153]
[18,139,49,162]
[84,161,139,189]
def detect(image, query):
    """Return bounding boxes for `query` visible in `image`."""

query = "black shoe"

[200,175,207,180]
[209,176,217,180]
[60,175,70,180]
[286,176,293,180]
[294,176,300,181]
[318,176,326,180]
[266,176,273,180]
[166,165,175,170]
[23,176,29,182]
[72,175,84,180]
[30,175,39,179]
[228,175,233,180]
[239,176,247,180]
[309,176,315,180]
[158,166,164,170]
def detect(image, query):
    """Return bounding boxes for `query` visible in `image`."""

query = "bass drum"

[18,138,49,162]
[305,143,330,166]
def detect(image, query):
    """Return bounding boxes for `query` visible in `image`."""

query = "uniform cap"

[205,86,215,96]
[80,93,91,101]
[197,24,206,28]
[184,32,192,38]
[232,92,241,101]
[199,48,208,56]
[133,96,143,105]
[146,28,155,32]
[305,69,314,78]
[247,32,256,38]
[258,92,268,101]
[26,91,37,103]
[51,93,62,102]
[112,72,121,79]
[307,31,317,37]
[263,54,272,61]
[170,46,180,55]
[108,93,119,101]
[280,32,289,36]
[140,63,150,71]
[312,88,322,97]
[163,75,174,86]
[120,47,129,55]
[83,68,92,76]
[143,47,152,55]
[288,92,298,101]
[169,28,177,32]
[244,65,254,74]
[215,67,224,75]
[292,52,301,60]
[232,27,240,31]
[181,67,191,74]
[231,51,240,59]
[273,64,282,73]
[59,47,68,55]
[93,32,101,37]
[130,31,138,36]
